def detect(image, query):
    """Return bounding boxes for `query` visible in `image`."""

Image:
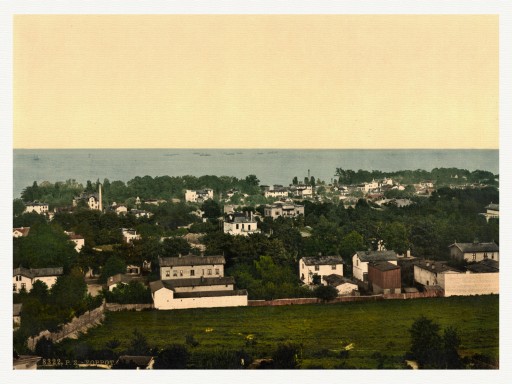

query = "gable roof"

[159,255,225,267]
[13,267,64,278]
[485,203,499,211]
[13,227,30,237]
[149,280,166,293]
[449,242,499,253]
[355,250,398,262]
[302,256,345,266]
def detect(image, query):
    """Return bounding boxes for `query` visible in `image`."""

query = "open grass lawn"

[65,295,498,368]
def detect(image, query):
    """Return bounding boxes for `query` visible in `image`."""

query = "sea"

[13,149,499,198]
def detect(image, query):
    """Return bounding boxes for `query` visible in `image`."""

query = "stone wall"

[27,304,105,351]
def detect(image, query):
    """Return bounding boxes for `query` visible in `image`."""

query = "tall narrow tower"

[98,183,103,212]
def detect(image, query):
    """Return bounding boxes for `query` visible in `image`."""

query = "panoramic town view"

[11,12,500,373]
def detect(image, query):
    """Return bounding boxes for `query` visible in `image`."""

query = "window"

[472,254,477,261]
[492,253,494,260]
[190,270,195,276]
[208,269,212,275]
[484,253,488,259]
[13,284,16,292]
[331,265,337,270]
[16,275,21,281]
[315,265,320,271]
[180,270,183,277]
[215,269,220,275]
[166,271,170,277]
[248,225,251,231]
[21,283,26,290]
[236,224,239,230]
[173,270,177,277]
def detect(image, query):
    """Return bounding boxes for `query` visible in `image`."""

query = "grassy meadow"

[63,295,498,368]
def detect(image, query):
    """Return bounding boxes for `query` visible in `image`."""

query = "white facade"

[264,189,288,199]
[24,202,49,214]
[449,242,499,263]
[122,228,141,243]
[294,185,313,198]
[439,272,499,297]
[223,214,260,236]
[65,231,85,252]
[13,227,30,238]
[160,263,224,280]
[352,251,398,282]
[185,189,214,203]
[13,268,62,293]
[151,285,248,310]
[264,203,304,219]
[299,257,344,285]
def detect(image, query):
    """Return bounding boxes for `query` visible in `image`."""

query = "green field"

[64,295,498,368]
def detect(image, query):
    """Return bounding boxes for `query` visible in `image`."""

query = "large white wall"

[438,272,499,297]
[153,288,247,310]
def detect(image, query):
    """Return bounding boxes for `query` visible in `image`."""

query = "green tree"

[443,326,462,369]
[408,316,443,368]
[272,342,299,369]
[313,285,338,302]
[339,231,365,259]
[127,329,151,356]
[292,176,298,185]
[154,344,189,369]
[99,256,126,283]
[13,199,26,217]
[201,199,221,219]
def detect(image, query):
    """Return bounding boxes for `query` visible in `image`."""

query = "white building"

[24,201,49,214]
[111,203,128,215]
[264,202,304,219]
[352,250,398,282]
[159,255,225,280]
[13,267,63,293]
[293,185,313,198]
[130,209,153,219]
[13,227,30,238]
[121,228,141,243]
[65,231,85,252]
[151,254,247,310]
[299,256,345,285]
[322,274,358,295]
[185,189,214,203]
[449,241,499,263]
[223,213,260,236]
[264,186,289,199]
[414,259,499,297]
[481,203,499,222]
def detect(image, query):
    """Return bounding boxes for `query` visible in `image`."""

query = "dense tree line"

[335,167,497,187]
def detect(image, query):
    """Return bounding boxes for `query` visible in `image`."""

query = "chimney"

[178,253,182,258]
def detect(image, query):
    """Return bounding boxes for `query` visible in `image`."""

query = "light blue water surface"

[13,149,498,198]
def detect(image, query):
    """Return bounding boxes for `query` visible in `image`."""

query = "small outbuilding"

[367,261,401,294]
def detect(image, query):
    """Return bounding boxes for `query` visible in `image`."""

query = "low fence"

[27,304,105,351]
[248,290,443,307]
[105,303,154,311]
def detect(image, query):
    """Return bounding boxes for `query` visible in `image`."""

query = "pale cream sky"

[13,15,498,149]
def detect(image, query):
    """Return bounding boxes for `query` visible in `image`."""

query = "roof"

[13,227,30,236]
[225,214,257,223]
[149,280,166,293]
[174,289,248,299]
[13,267,64,278]
[25,201,48,206]
[159,255,225,267]
[413,260,461,274]
[449,242,499,253]
[162,276,234,288]
[368,261,400,272]
[322,274,356,286]
[13,303,22,316]
[302,256,345,266]
[355,250,398,262]
[107,273,143,286]
[466,259,499,273]
[485,203,499,211]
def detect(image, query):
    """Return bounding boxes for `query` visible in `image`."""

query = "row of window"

[314,265,338,271]
[165,268,220,277]
[13,283,26,291]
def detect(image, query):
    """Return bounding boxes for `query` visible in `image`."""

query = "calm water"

[13,149,498,198]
